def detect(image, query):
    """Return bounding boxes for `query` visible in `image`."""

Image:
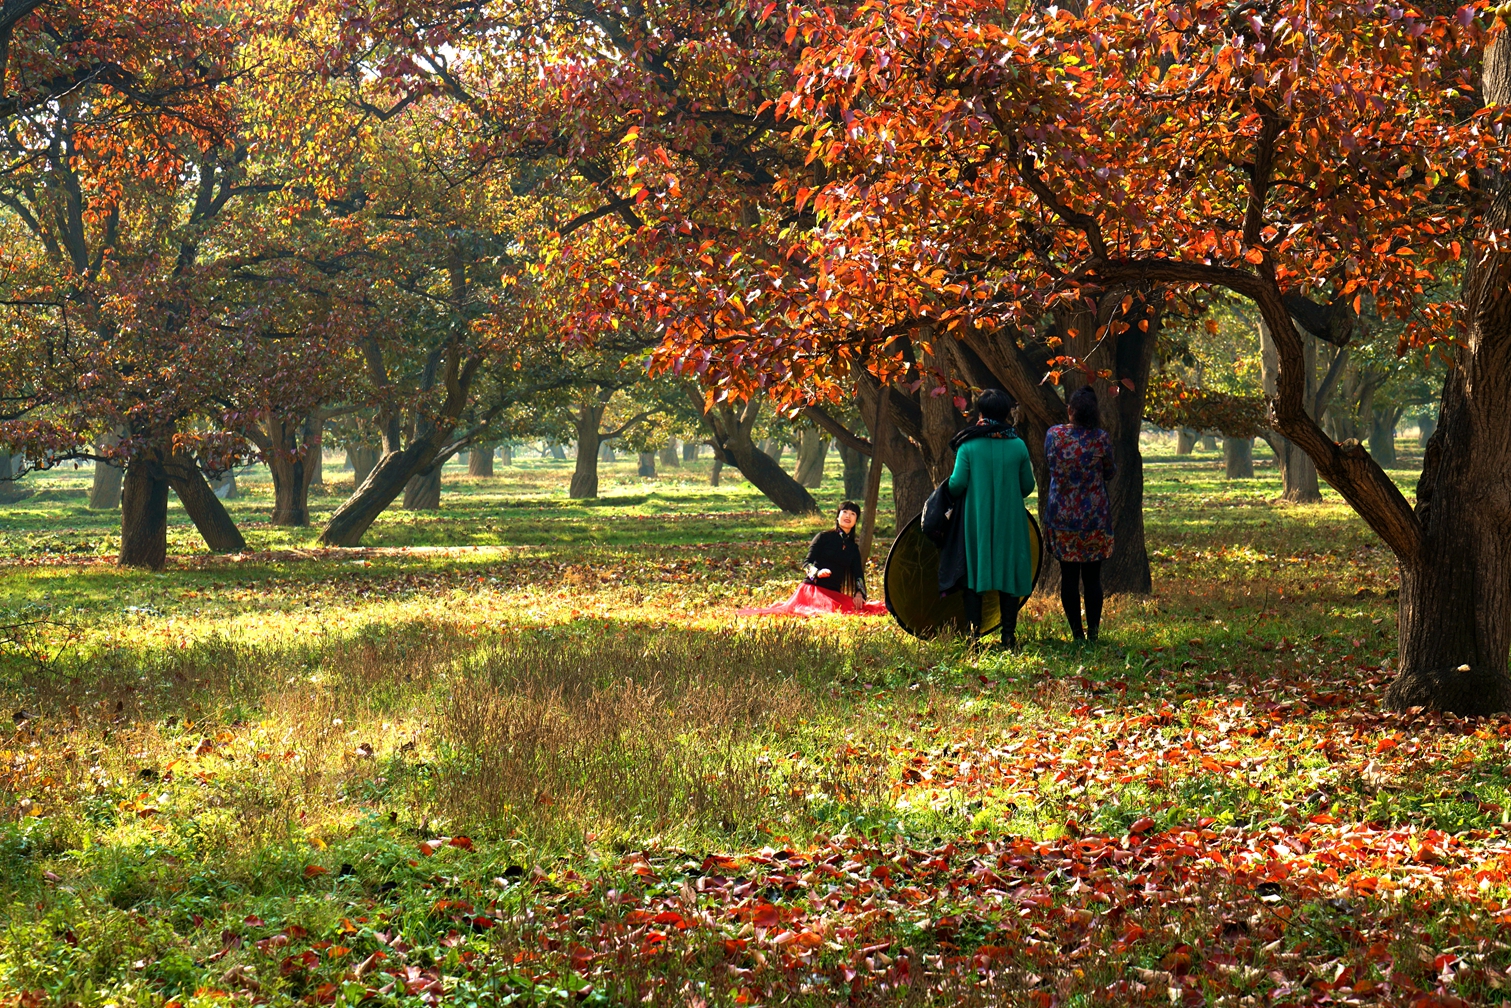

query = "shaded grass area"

[6,438,1508,1005]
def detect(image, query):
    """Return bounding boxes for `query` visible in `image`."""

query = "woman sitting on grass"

[738,501,886,617]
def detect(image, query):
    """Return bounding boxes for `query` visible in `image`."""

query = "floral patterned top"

[1044,424,1117,562]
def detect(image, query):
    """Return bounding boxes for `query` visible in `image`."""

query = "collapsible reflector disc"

[883,510,1043,639]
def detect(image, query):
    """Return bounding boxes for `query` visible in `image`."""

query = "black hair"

[836,500,861,531]
[976,388,1014,422]
[1068,386,1101,429]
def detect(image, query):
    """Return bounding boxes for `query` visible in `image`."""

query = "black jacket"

[804,528,866,595]
[921,479,968,596]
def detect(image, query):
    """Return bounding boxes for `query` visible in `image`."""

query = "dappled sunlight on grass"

[5,440,1508,1005]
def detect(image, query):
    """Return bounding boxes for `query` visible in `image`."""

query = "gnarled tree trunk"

[637,452,656,477]
[1383,37,1511,713]
[660,442,679,468]
[256,413,321,526]
[1176,428,1197,454]
[319,340,486,546]
[698,397,818,514]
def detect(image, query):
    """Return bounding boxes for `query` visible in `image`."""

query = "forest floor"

[4,440,1510,1006]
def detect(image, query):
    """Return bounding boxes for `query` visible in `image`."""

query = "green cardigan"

[946,434,1037,596]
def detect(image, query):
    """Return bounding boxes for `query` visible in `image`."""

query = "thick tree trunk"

[0,451,27,503]
[1384,38,1511,712]
[1369,407,1401,469]
[683,441,698,461]
[1260,320,1323,502]
[1417,413,1436,448]
[637,452,656,477]
[710,456,722,487]
[89,433,124,509]
[794,429,829,488]
[1224,437,1254,479]
[838,441,868,500]
[1176,428,1196,454]
[550,443,567,460]
[660,442,679,467]
[164,455,246,553]
[258,414,320,526]
[700,399,818,513]
[208,472,236,500]
[1198,433,1218,451]
[347,445,380,487]
[469,445,494,477]
[571,398,608,499]
[308,429,324,486]
[403,464,442,509]
[119,457,170,570]
[267,451,311,526]
[89,461,123,509]
[499,444,513,466]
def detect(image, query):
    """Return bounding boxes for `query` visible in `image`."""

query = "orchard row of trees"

[1,0,1510,713]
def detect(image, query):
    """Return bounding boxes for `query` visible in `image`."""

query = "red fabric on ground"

[737,582,888,617]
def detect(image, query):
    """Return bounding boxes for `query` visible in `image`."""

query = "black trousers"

[1059,559,1104,640]
[962,588,1025,645]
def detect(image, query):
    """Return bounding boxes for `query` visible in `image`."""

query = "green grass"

[7,435,1507,1006]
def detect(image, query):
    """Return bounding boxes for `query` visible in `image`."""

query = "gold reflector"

[883,510,1043,639]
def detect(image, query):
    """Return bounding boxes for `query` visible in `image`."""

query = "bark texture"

[163,454,246,553]
[1224,437,1255,479]
[660,442,679,467]
[699,397,818,513]
[254,414,321,526]
[468,446,495,477]
[570,394,609,499]
[1176,429,1196,454]
[403,464,442,509]
[119,457,170,569]
[638,452,656,477]
[1383,37,1511,713]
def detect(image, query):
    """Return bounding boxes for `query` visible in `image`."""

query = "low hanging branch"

[1142,376,1268,440]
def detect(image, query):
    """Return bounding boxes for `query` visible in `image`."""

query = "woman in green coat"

[946,389,1036,648]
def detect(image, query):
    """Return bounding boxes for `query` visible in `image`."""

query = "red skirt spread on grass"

[737,582,888,617]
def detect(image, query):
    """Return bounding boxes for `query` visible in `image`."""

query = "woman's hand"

[817,568,832,579]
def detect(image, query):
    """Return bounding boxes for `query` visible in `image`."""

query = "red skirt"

[738,582,888,617]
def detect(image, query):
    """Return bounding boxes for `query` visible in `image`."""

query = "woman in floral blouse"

[1044,387,1117,641]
